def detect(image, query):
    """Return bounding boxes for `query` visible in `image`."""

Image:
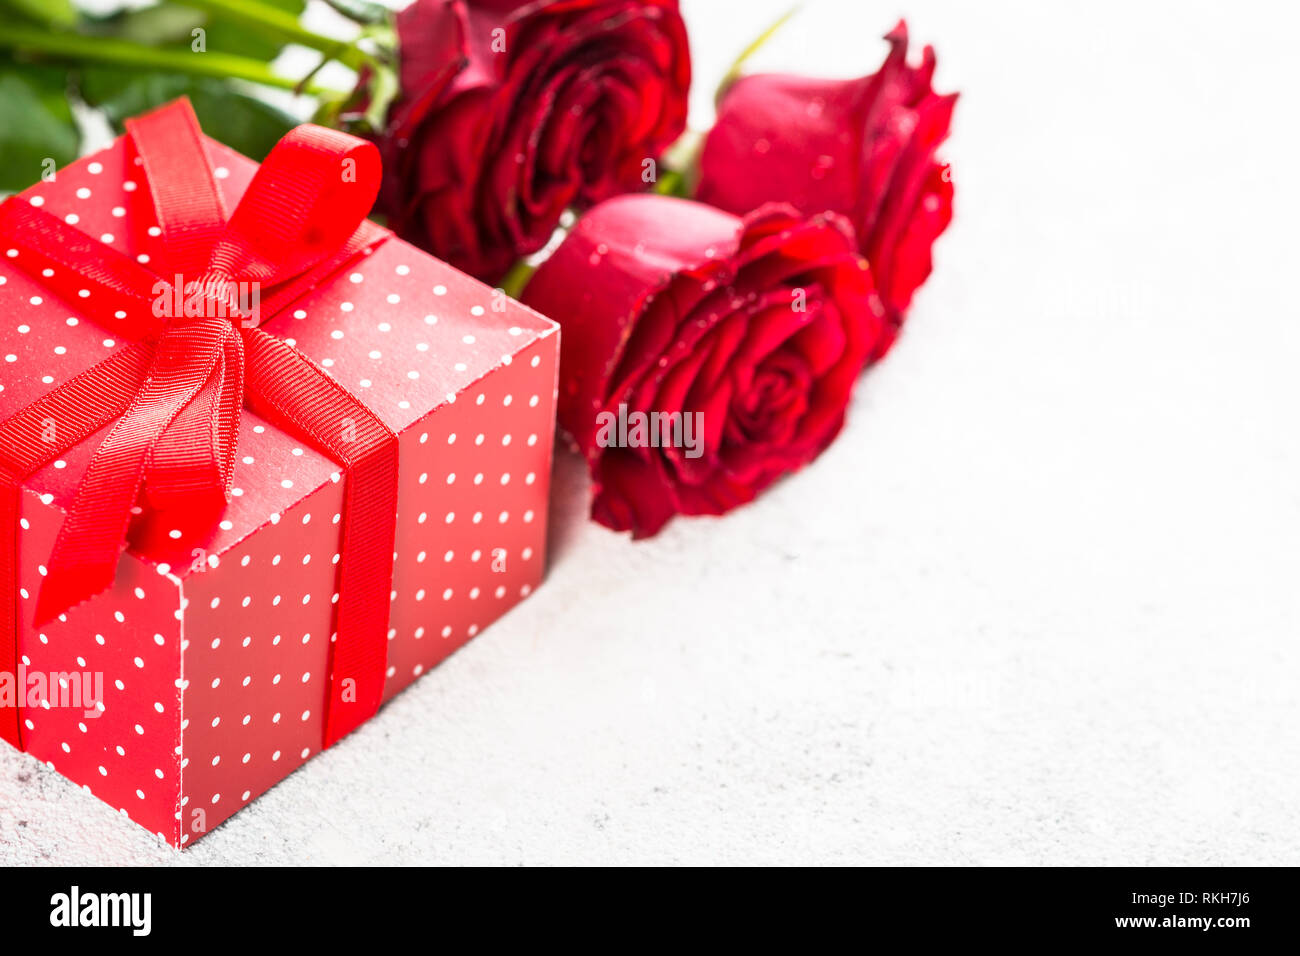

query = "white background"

[2,0,1298,865]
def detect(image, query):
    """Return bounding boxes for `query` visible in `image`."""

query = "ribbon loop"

[34,316,239,623]
[126,101,228,276]
[210,126,382,303]
[140,318,243,513]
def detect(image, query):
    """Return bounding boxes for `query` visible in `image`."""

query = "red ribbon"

[0,99,399,751]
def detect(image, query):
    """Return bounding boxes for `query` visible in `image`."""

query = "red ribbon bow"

[0,99,399,751]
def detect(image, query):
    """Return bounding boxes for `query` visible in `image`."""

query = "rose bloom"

[522,194,889,537]
[375,0,690,282]
[697,20,957,357]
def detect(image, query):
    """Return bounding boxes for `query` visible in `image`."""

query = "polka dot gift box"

[0,100,558,847]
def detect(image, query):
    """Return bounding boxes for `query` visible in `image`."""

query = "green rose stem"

[0,24,342,95]
[654,129,704,198]
[502,144,698,294]
[643,7,799,201]
[178,0,377,72]
[499,258,538,301]
[715,4,800,103]
[652,169,686,197]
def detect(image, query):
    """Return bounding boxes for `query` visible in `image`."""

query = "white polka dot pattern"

[0,132,560,848]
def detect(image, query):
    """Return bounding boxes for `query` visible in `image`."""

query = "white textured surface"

[3,0,1298,865]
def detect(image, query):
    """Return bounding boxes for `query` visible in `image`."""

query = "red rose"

[522,194,888,536]
[696,20,956,356]
[377,0,691,282]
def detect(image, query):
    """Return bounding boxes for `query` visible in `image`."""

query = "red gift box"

[0,101,558,846]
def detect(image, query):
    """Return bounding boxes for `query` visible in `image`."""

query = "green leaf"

[0,66,80,193]
[198,0,308,63]
[0,0,78,28]
[322,0,390,26]
[82,4,208,46]
[185,83,300,160]
[80,0,308,63]
[76,66,168,112]
[77,70,298,162]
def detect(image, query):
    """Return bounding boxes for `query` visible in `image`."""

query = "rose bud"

[375,0,691,283]
[696,19,957,357]
[522,194,888,537]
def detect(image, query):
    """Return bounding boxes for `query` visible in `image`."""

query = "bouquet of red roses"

[1,0,956,538]
[366,2,957,536]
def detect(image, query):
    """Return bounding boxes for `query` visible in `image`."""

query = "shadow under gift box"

[0,134,559,847]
